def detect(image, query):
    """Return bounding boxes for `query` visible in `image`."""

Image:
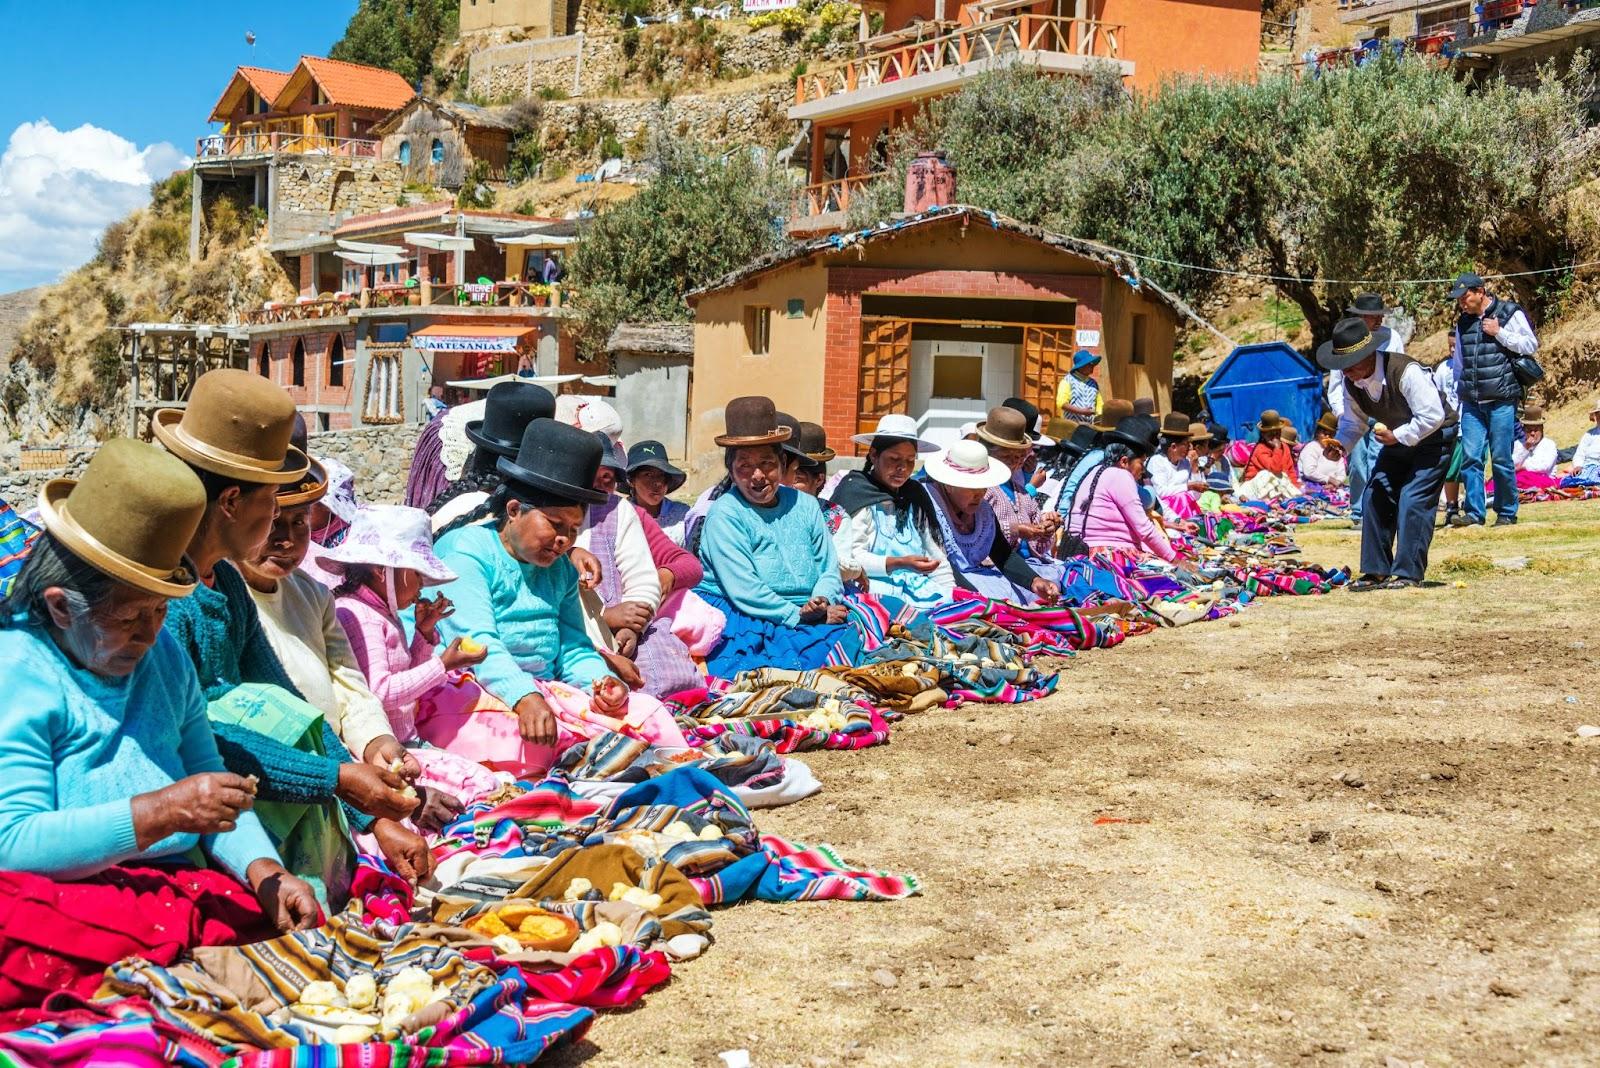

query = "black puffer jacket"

[1454,298,1525,407]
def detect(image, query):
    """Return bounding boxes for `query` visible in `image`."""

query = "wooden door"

[1022,325,1074,419]
[857,318,912,438]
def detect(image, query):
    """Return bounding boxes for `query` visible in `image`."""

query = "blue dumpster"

[1201,341,1324,443]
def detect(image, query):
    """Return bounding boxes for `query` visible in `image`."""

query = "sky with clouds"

[0,2,356,293]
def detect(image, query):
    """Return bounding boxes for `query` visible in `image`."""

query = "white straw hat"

[311,505,456,585]
[923,440,1011,489]
[849,413,939,453]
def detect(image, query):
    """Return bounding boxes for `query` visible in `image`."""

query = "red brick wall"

[252,329,358,412]
[818,267,1103,452]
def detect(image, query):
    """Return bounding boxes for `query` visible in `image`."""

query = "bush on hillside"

[567,133,788,359]
[849,56,1595,343]
[331,0,459,87]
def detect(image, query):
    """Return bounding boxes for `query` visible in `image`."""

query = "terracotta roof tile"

[285,56,416,112]
[209,66,292,122]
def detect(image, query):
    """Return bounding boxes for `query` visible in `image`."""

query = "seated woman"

[1199,423,1236,496]
[576,434,702,699]
[429,381,556,533]
[977,407,1066,581]
[434,420,690,775]
[626,441,691,545]
[154,373,419,910]
[828,414,954,611]
[1512,406,1558,478]
[0,441,319,1010]
[1066,417,1183,562]
[1145,412,1207,519]
[1297,412,1349,489]
[921,439,1061,605]
[694,397,863,677]
[1237,410,1303,499]
[1569,397,1600,481]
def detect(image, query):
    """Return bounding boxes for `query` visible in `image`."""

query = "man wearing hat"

[1329,294,1402,526]
[1056,397,1135,518]
[1447,271,1540,526]
[1056,349,1102,424]
[1319,316,1456,591]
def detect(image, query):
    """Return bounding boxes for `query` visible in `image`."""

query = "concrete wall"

[462,0,563,34]
[614,352,693,458]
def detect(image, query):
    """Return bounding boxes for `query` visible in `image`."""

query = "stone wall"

[541,80,793,163]
[469,34,589,98]
[272,157,405,236]
[307,423,423,505]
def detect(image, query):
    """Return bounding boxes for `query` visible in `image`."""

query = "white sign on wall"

[743,0,799,11]
[1075,328,1101,348]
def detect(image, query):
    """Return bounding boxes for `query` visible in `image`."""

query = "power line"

[1105,251,1600,288]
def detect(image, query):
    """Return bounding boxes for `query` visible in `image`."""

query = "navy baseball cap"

[1448,272,1486,299]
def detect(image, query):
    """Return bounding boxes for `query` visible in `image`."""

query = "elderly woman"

[1066,417,1182,562]
[921,439,1061,605]
[0,440,319,1011]
[828,414,953,610]
[1569,397,1600,481]
[1145,412,1206,518]
[694,397,863,677]
[1512,406,1558,477]
[1297,412,1349,489]
[435,419,690,774]
[978,406,1065,579]
[1237,410,1303,499]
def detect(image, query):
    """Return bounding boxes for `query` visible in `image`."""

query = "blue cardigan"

[696,486,843,627]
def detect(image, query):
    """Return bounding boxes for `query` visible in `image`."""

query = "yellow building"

[460,0,569,36]
[683,206,1190,471]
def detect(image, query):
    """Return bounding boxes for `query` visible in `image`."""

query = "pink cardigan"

[1068,465,1178,561]
[637,504,702,592]
[334,584,448,743]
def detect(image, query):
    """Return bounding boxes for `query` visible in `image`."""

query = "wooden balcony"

[792,16,1128,120]
[196,131,381,161]
[793,171,886,220]
[240,283,569,324]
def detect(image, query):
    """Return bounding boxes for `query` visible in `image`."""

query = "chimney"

[905,150,957,215]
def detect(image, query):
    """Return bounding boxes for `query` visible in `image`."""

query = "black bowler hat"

[1346,292,1390,317]
[496,418,605,505]
[593,430,628,474]
[1316,316,1392,372]
[626,440,687,493]
[1105,415,1159,457]
[1002,397,1049,443]
[466,382,556,457]
[1066,422,1098,457]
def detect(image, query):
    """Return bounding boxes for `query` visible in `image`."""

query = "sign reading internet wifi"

[743,0,799,11]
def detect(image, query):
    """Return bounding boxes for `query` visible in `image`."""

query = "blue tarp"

[1202,341,1323,444]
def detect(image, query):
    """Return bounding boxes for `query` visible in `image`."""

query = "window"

[1130,312,1148,366]
[328,334,346,388]
[313,84,328,107]
[786,298,805,319]
[744,306,771,356]
[1418,3,1470,34]
[431,138,445,164]
[398,140,411,165]
[931,353,984,400]
[291,338,306,387]
[256,343,270,379]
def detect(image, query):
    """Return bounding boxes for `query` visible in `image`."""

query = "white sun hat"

[923,439,1011,489]
[311,504,456,586]
[849,413,940,453]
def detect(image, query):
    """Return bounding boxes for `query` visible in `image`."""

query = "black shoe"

[1494,515,1518,527]
[1447,512,1473,528]
[1349,574,1388,592]
[1378,576,1421,590]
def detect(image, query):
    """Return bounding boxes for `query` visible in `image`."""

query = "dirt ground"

[550,499,1600,1068]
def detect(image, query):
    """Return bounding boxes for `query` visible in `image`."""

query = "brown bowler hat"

[975,406,1032,451]
[1093,398,1135,433]
[1187,422,1212,443]
[1315,411,1340,437]
[38,438,205,598]
[1521,405,1545,427]
[1160,412,1192,439]
[152,369,309,485]
[715,396,794,448]
[1258,409,1285,433]
[796,421,835,464]
[278,413,329,507]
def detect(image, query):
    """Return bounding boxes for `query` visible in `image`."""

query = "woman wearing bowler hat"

[1237,409,1304,499]
[433,419,691,772]
[694,397,864,677]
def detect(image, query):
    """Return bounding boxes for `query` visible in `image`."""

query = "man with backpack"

[1447,272,1541,527]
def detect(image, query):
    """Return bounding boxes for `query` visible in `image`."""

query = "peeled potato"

[345,973,378,1010]
[332,1024,375,1044]
[297,980,342,1007]
[459,637,485,655]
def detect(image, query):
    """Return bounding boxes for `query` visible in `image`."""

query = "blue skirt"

[697,591,865,678]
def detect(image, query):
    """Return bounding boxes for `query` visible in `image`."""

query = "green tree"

[330,0,460,87]
[568,133,789,358]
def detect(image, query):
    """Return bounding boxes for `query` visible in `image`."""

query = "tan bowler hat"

[152,369,309,484]
[1092,398,1135,433]
[1187,421,1212,443]
[975,406,1033,451]
[37,438,206,598]
[1520,404,1545,427]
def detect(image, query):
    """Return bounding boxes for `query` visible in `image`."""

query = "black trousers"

[1359,430,1453,583]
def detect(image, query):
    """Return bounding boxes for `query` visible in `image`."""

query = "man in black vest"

[1447,271,1539,527]
[1318,317,1457,591]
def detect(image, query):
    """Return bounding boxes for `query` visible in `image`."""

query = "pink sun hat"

[311,504,456,585]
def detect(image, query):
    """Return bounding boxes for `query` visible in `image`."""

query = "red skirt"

[0,865,273,1016]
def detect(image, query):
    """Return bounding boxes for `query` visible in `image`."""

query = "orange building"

[205,55,416,156]
[789,0,1261,231]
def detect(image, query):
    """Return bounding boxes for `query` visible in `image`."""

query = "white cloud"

[0,120,188,293]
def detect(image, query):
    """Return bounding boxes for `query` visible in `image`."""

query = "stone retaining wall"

[308,423,423,506]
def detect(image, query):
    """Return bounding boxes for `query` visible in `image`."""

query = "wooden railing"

[240,283,568,324]
[196,132,381,160]
[795,16,1124,106]
[793,172,885,218]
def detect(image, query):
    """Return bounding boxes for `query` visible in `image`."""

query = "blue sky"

[0,1,358,292]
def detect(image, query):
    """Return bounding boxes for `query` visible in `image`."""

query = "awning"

[446,372,584,390]
[337,239,407,255]
[335,250,407,266]
[405,231,478,251]
[412,324,538,354]
[496,233,580,249]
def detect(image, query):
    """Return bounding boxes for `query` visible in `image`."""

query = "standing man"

[1334,293,1401,528]
[1447,272,1539,527]
[1056,349,1102,425]
[1318,317,1456,591]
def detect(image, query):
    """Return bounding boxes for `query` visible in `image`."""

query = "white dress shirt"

[1327,328,1404,420]
[1571,427,1600,470]
[1334,357,1448,452]
[1448,307,1539,387]
[1512,436,1558,475]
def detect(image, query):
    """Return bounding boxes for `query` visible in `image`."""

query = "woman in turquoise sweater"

[0,440,320,1010]
[694,397,862,677]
